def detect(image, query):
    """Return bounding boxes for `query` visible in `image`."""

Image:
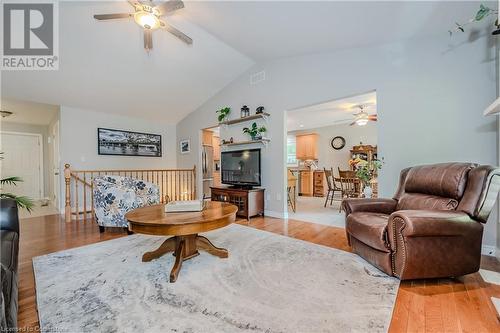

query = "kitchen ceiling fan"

[350,105,377,126]
[93,0,192,51]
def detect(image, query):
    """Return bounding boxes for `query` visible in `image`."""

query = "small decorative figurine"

[229,137,234,143]
[256,106,265,114]
[240,105,250,118]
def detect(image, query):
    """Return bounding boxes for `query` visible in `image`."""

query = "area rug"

[33,224,399,333]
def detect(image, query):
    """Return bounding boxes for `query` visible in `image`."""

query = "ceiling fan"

[93,0,192,51]
[350,105,377,126]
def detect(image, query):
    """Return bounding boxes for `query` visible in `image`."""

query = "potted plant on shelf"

[349,158,382,198]
[243,122,267,141]
[216,107,231,123]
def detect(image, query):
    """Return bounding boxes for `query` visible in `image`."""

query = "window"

[287,135,298,166]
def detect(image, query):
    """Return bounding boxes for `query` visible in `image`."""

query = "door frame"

[51,120,60,209]
[0,131,44,199]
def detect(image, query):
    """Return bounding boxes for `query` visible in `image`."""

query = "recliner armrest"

[388,210,481,239]
[342,198,397,216]
[387,210,483,279]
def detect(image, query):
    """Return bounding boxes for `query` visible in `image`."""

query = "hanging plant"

[216,107,231,123]
[449,4,499,36]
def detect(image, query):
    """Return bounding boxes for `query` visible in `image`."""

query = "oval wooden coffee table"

[125,201,237,282]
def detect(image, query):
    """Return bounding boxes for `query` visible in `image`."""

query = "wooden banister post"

[192,165,197,200]
[64,164,71,222]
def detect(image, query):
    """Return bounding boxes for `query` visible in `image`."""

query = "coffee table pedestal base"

[142,234,228,282]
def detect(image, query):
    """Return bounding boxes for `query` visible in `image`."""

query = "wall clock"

[331,136,346,150]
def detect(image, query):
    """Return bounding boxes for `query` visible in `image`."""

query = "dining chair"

[323,168,342,207]
[338,168,361,212]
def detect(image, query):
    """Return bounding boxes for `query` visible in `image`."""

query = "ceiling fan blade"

[349,121,356,126]
[156,0,184,15]
[160,21,192,45]
[128,1,141,10]
[368,115,377,120]
[144,29,153,50]
[94,13,133,20]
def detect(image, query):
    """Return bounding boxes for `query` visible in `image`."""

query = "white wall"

[177,33,498,245]
[59,106,177,209]
[289,122,378,171]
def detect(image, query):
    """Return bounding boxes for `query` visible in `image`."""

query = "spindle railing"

[64,164,196,222]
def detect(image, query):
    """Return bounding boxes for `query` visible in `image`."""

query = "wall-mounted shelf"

[220,113,270,126]
[220,139,270,147]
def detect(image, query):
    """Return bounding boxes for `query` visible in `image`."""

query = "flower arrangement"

[216,107,231,123]
[349,158,382,186]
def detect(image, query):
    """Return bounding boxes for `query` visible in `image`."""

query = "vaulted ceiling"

[2,1,494,124]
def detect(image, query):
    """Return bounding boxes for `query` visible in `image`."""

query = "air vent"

[250,70,266,85]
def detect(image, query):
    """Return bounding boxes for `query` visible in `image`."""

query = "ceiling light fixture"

[355,118,369,126]
[134,11,160,30]
[299,124,304,128]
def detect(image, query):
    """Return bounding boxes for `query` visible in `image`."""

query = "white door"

[1,132,43,200]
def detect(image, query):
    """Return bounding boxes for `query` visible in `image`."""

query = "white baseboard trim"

[264,210,287,219]
[482,245,496,256]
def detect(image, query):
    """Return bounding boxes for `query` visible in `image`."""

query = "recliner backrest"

[393,163,500,223]
[393,162,474,212]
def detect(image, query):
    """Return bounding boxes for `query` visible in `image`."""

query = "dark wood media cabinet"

[210,186,265,220]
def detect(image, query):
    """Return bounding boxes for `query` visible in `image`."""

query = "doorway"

[285,91,378,228]
[1,132,43,200]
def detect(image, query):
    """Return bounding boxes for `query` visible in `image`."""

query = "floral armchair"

[93,175,160,232]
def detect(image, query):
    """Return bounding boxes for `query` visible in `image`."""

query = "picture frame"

[97,128,162,157]
[180,139,190,154]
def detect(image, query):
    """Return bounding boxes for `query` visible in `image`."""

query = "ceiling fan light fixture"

[134,11,159,30]
[355,118,368,126]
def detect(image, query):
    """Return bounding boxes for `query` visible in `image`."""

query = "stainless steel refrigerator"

[202,145,214,199]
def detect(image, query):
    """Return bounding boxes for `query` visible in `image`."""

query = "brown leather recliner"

[343,163,500,280]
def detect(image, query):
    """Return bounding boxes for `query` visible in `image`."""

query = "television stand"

[230,185,254,190]
[210,186,264,220]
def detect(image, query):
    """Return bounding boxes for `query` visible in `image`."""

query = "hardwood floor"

[17,214,500,332]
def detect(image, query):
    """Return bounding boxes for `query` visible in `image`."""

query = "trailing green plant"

[0,153,34,212]
[216,107,231,122]
[449,4,499,35]
[243,122,267,140]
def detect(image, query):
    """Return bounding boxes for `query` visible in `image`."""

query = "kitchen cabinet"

[212,136,221,160]
[296,134,318,160]
[313,171,327,197]
[202,130,213,146]
[299,170,313,196]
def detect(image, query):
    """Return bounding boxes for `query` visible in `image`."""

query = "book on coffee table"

[165,200,205,213]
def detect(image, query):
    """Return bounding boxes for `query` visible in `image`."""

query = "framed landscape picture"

[180,139,190,154]
[97,128,162,157]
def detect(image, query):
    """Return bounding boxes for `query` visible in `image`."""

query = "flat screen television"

[221,149,261,187]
